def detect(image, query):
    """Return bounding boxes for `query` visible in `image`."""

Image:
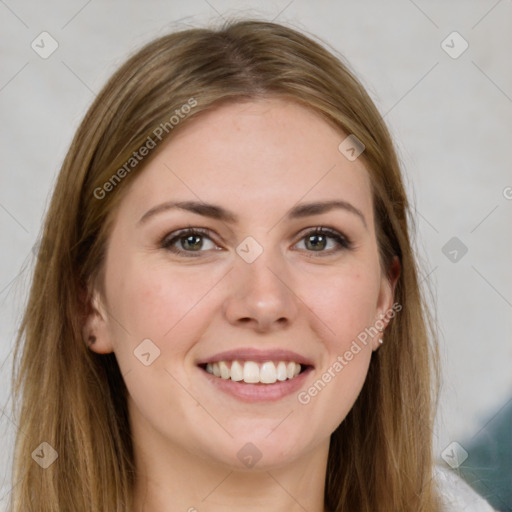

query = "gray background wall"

[1,0,511,509]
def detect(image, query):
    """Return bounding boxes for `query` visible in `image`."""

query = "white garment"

[434,465,497,512]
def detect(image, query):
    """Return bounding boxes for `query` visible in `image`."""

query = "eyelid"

[294,226,353,252]
[160,225,353,257]
[160,227,220,256]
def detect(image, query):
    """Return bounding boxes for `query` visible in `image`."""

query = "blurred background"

[0,1,511,510]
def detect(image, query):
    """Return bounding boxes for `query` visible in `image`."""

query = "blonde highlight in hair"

[10,18,441,511]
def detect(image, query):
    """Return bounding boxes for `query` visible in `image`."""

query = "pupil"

[307,234,325,251]
[184,235,202,250]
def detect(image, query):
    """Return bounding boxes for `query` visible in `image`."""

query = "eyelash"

[160,226,353,258]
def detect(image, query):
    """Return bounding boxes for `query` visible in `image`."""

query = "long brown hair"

[9,18,441,511]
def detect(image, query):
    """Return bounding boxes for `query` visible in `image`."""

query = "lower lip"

[199,366,313,402]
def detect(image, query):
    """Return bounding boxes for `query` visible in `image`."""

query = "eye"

[160,227,220,257]
[160,226,353,258]
[294,227,353,255]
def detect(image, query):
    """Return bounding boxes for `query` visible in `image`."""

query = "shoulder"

[433,465,497,512]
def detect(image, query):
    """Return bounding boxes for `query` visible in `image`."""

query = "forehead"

[117,97,373,227]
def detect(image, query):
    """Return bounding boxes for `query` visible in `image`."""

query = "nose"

[222,248,300,333]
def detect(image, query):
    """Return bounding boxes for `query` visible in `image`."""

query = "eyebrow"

[138,199,367,229]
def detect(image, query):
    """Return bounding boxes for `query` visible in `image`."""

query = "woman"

[9,18,495,512]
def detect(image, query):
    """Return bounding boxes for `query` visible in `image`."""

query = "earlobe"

[81,286,114,355]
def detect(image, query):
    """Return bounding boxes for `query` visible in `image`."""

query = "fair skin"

[84,97,400,512]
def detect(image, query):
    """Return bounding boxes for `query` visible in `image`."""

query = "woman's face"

[86,97,398,471]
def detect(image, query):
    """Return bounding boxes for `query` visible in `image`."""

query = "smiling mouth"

[199,360,309,384]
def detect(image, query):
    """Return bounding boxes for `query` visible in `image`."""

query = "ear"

[81,281,114,355]
[372,255,401,351]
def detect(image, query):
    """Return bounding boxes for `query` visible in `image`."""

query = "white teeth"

[286,362,296,379]
[230,360,243,381]
[243,361,260,383]
[204,360,303,384]
[276,361,287,381]
[219,361,230,379]
[260,362,277,384]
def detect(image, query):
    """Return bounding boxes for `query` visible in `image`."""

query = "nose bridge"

[222,237,299,330]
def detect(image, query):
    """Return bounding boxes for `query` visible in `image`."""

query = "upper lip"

[196,348,314,367]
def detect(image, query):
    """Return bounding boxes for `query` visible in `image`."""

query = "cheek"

[103,263,217,431]
[105,258,226,362]
[301,266,380,347]
[298,267,378,404]
[289,266,378,420]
